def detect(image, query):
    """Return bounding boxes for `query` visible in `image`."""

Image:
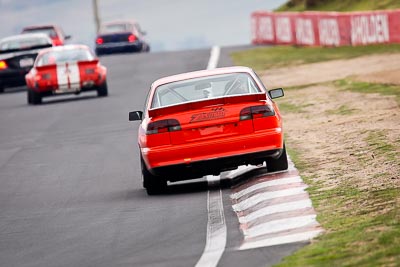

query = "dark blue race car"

[95,20,150,56]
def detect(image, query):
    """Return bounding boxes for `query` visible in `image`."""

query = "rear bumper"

[28,83,101,96]
[95,41,143,54]
[151,149,282,181]
[142,128,283,181]
[0,69,28,88]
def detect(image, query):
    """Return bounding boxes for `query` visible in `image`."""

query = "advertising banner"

[251,10,400,47]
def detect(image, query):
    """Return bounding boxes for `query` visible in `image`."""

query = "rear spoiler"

[148,93,267,118]
[98,32,131,37]
[35,60,99,71]
[77,59,99,66]
[35,64,57,71]
[0,44,52,54]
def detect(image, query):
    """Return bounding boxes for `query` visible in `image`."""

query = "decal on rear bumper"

[190,107,225,123]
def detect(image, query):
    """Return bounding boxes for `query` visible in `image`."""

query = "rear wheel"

[266,143,288,172]
[27,90,32,104]
[97,80,108,97]
[141,157,167,195]
[28,90,42,105]
[0,85,4,93]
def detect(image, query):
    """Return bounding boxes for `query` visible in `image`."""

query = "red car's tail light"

[146,119,181,135]
[128,34,137,42]
[96,37,104,45]
[239,107,252,121]
[52,39,63,46]
[0,60,8,70]
[240,105,275,121]
[251,105,275,118]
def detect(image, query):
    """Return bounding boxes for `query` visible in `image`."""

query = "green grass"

[278,102,313,113]
[231,44,400,71]
[277,0,400,12]
[277,95,400,267]
[365,130,398,162]
[334,79,400,106]
[326,104,358,115]
[286,145,310,172]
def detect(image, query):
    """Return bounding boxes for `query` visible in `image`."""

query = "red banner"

[251,10,400,46]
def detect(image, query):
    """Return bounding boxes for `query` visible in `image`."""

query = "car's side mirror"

[129,111,143,121]
[268,88,284,99]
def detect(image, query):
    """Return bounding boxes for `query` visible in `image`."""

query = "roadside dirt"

[263,54,400,88]
[261,54,400,192]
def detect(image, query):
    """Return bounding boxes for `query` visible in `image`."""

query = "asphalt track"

[0,46,305,267]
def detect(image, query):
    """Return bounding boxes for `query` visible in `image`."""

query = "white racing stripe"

[195,46,227,267]
[56,62,80,90]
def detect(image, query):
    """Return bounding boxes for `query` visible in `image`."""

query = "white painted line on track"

[195,46,227,267]
[240,230,324,250]
[206,46,220,70]
[232,186,308,212]
[238,199,312,224]
[195,186,227,267]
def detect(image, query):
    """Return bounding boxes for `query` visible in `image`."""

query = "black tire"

[0,85,4,93]
[29,90,42,105]
[97,80,108,97]
[27,90,32,104]
[141,156,167,195]
[266,143,288,172]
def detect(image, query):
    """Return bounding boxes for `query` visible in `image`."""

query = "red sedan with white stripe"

[25,44,108,104]
[129,66,288,195]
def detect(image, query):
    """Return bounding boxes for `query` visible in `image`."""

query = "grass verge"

[231,44,400,71]
[334,79,400,106]
[276,81,400,266]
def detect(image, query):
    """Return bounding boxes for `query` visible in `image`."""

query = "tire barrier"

[251,10,400,46]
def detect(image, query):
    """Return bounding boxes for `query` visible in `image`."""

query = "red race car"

[21,25,71,46]
[129,66,287,195]
[26,44,108,104]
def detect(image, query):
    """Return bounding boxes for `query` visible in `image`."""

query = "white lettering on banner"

[259,16,274,41]
[351,14,389,45]
[295,18,315,45]
[319,18,340,46]
[276,17,292,43]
